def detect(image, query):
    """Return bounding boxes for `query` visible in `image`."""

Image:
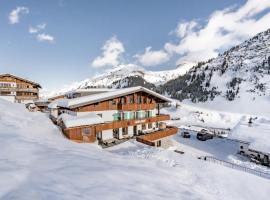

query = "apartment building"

[0,74,41,103]
[52,86,177,147]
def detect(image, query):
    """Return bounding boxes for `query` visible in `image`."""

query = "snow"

[58,86,171,108]
[165,100,270,154]
[59,113,104,128]
[1,99,270,199]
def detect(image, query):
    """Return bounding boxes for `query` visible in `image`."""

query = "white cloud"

[37,33,55,43]
[9,6,29,24]
[29,23,47,34]
[92,36,125,68]
[165,0,270,65]
[173,20,199,38]
[134,47,170,67]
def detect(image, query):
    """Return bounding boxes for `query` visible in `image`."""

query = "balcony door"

[133,126,137,136]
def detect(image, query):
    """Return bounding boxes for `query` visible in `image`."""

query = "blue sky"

[1,0,270,91]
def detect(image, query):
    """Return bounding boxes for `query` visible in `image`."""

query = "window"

[142,124,146,130]
[148,123,152,129]
[110,100,116,105]
[143,97,147,104]
[82,128,91,135]
[121,97,126,104]
[129,95,134,104]
[137,96,141,104]
[122,127,128,135]
[113,113,121,121]
[157,140,161,147]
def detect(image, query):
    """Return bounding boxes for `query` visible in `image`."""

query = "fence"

[203,156,270,180]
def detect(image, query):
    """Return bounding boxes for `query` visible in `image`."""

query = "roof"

[229,118,270,154]
[57,86,171,109]
[0,74,42,88]
[59,113,104,128]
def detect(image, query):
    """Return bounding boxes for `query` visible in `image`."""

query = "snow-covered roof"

[57,86,171,109]
[230,117,270,154]
[59,113,104,128]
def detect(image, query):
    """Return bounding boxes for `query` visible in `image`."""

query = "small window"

[157,140,161,147]
[142,124,146,130]
[110,100,116,105]
[148,123,152,129]
[82,128,91,135]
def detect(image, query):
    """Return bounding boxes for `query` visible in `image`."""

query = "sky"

[1,0,270,92]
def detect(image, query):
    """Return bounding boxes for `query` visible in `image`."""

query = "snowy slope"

[0,99,269,199]
[163,28,270,114]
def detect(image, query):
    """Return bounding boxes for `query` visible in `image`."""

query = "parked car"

[196,130,213,141]
[181,131,191,138]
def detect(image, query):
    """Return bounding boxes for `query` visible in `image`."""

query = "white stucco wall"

[102,129,114,140]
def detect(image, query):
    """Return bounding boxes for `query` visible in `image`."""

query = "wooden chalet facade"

[53,87,177,147]
[0,74,41,103]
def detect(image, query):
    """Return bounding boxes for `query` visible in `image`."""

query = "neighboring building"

[238,140,270,167]
[53,86,177,147]
[0,74,41,103]
[65,88,115,99]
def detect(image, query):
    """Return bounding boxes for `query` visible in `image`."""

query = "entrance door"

[133,126,137,136]
[113,129,119,139]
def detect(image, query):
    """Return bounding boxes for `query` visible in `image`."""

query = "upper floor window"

[143,97,147,104]
[121,97,126,104]
[82,127,91,135]
[129,95,134,104]
[137,96,141,104]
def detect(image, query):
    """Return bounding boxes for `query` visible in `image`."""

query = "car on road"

[196,130,214,141]
[181,131,191,138]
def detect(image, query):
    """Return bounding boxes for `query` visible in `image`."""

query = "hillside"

[1,98,269,199]
[162,29,270,108]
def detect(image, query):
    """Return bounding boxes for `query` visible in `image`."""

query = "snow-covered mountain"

[162,28,270,106]
[42,62,195,98]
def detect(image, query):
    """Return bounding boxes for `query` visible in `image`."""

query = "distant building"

[51,86,177,147]
[0,74,41,103]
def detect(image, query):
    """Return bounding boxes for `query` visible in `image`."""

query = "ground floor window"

[148,123,152,129]
[113,129,119,138]
[122,127,128,135]
[82,127,91,135]
[142,124,146,130]
[157,140,161,147]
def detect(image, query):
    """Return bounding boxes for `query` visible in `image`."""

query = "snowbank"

[0,99,269,199]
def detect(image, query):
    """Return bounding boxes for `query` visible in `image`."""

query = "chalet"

[52,86,177,147]
[0,74,41,103]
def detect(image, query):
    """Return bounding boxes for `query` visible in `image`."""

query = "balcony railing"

[117,103,156,111]
[136,126,178,145]
[0,87,39,93]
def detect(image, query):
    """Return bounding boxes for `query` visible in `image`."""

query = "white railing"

[202,156,270,179]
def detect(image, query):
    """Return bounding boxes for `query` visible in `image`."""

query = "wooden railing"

[0,87,39,93]
[137,126,178,142]
[117,103,156,111]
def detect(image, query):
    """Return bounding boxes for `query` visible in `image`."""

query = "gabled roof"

[0,74,42,88]
[57,86,171,109]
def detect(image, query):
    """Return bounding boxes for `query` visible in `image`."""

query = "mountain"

[42,62,195,98]
[162,28,270,105]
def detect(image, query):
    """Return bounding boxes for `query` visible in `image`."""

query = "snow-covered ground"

[0,98,270,199]
[164,101,270,155]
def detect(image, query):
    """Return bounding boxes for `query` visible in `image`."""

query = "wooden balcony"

[0,87,39,93]
[117,103,156,111]
[95,114,170,132]
[136,126,178,145]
